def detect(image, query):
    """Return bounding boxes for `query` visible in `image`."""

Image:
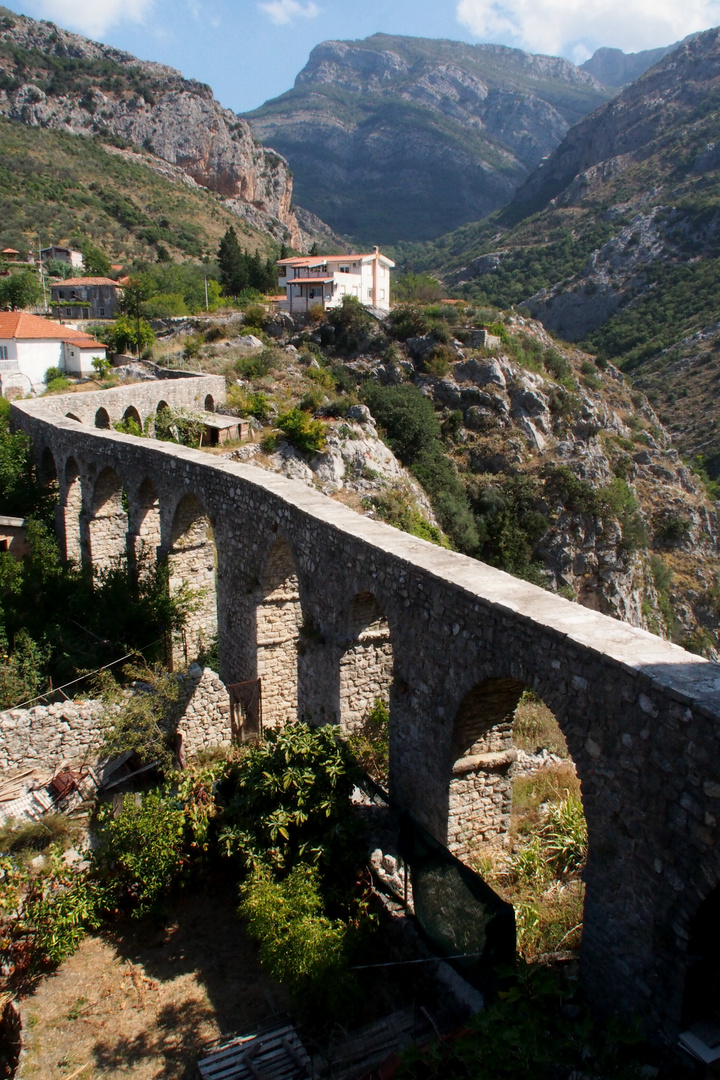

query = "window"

[0,346,7,359]
[99,308,105,317]
[279,266,286,277]
[353,286,359,297]
[339,265,350,274]
[380,289,386,300]
[309,288,316,298]
[58,291,64,299]
[367,288,373,299]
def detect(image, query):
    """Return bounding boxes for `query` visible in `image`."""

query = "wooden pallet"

[197,1020,311,1080]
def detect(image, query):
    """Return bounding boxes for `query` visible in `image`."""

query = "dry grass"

[512,692,569,756]
[19,885,291,1080]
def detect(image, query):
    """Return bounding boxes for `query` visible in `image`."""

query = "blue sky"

[4,0,720,113]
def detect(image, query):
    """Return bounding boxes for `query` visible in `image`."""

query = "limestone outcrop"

[0,10,302,245]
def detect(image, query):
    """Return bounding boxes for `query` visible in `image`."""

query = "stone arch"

[682,885,720,1030]
[39,447,57,484]
[65,412,81,423]
[447,677,526,858]
[255,537,302,730]
[86,466,128,573]
[204,394,215,413]
[95,407,110,429]
[156,400,169,415]
[338,591,393,735]
[168,493,217,667]
[122,405,142,429]
[62,457,83,565]
[128,478,161,573]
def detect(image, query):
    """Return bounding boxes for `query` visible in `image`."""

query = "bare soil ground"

[18,885,290,1080]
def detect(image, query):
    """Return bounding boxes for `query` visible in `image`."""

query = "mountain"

[0,6,303,246]
[580,42,681,88]
[0,116,278,264]
[244,34,610,245]
[398,26,720,468]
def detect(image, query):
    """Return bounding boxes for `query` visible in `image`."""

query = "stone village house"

[277,248,395,315]
[49,277,123,321]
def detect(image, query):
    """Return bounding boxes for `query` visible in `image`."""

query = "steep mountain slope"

[399,27,720,465]
[579,41,681,87]
[174,304,720,655]
[0,117,276,263]
[244,34,609,244]
[0,6,303,246]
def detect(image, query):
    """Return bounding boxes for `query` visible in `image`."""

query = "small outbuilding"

[40,245,83,269]
[200,414,250,447]
[0,516,30,559]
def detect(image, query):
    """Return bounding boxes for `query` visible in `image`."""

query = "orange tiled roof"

[52,277,120,288]
[278,252,394,266]
[0,312,105,348]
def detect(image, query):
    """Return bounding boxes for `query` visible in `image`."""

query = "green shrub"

[277,408,327,454]
[543,348,575,388]
[345,698,390,787]
[387,305,432,342]
[154,405,206,447]
[239,863,353,1011]
[216,722,360,877]
[327,295,374,351]
[43,376,71,394]
[92,789,187,918]
[420,344,454,377]
[98,663,183,772]
[234,348,275,379]
[539,792,587,878]
[227,385,270,420]
[44,366,63,384]
[242,304,266,331]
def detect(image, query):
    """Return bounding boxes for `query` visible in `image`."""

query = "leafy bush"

[387,305,432,341]
[242,304,266,331]
[345,698,390,787]
[44,366,63,384]
[216,722,360,878]
[98,662,184,772]
[327,295,375,351]
[239,863,354,1012]
[234,349,275,379]
[154,405,206,447]
[227,385,270,420]
[92,789,186,918]
[91,356,112,379]
[543,348,575,388]
[43,376,71,394]
[277,408,327,454]
[538,792,587,878]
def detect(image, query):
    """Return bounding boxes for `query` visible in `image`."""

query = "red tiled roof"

[1,248,19,254]
[278,252,394,267]
[0,312,105,348]
[52,277,120,287]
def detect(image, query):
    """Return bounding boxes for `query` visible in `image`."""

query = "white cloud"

[258,0,319,26]
[456,0,720,59]
[31,0,154,38]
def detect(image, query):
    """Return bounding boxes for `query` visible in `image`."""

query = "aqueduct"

[11,376,720,1040]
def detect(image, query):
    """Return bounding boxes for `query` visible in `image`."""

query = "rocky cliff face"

[0,7,302,245]
[245,34,609,244]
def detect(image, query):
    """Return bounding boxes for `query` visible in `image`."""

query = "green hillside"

[0,117,273,262]
[396,29,720,464]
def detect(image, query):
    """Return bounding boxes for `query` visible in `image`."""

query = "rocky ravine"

[245,33,610,243]
[0,7,303,246]
[197,309,720,655]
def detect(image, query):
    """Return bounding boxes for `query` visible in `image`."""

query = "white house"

[277,247,395,315]
[40,245,84,269]
[0,312,107,396]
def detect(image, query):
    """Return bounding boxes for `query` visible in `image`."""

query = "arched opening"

[129,478,161,575]
[154,401,170,438]
[682,886,720,1033]
[338,592,393,781]
[95,407,110,429]
[65,412,81,423]
[87,467,128,573]
[168,493,217,668]
[39,447,57,485]
[62,458,83,565]
[204,394,215,413]
[449,680,585,963]
[255,538,302,730]
[122,405,142,432]
[156,401,169,415]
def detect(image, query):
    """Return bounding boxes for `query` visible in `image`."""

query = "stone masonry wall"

[256,575,302,729]
[0,668,231,774]
[13,388,720,1039]
[339,635,393,733]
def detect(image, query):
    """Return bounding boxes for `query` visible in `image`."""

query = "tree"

[0,271,42,311]
[80,241,111,277]
[97,314,155,356]
[218,226,247,296]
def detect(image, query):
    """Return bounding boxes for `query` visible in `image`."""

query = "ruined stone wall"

[0,667,231,773]
[256,571,302,729]
[12,393,720,1038]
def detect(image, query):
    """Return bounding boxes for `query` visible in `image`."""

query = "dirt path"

[18,886,290,1079]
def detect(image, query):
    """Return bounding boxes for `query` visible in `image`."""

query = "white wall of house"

[279,255,393,314]
[63,343,105,376]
